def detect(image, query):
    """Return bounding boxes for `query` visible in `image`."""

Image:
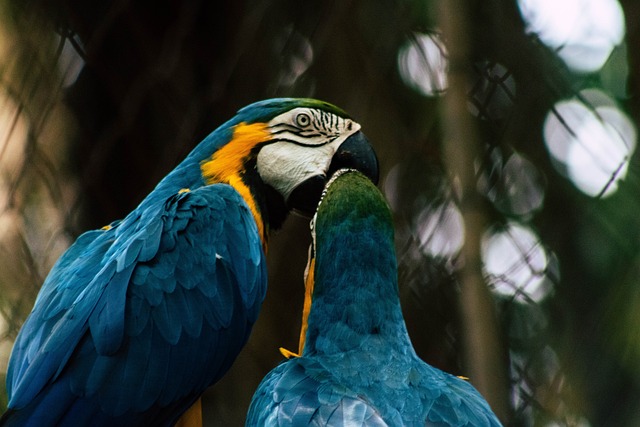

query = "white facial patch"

[256,108,361,199]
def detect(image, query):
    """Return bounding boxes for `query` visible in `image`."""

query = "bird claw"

[279,347,300,359]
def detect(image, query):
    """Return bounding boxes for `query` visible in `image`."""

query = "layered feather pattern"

[4,184,265,426]
[2,98,377,426]
[246,171,502,426]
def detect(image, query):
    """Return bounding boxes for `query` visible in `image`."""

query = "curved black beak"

[327,131,379,185]
[287,131,379,215]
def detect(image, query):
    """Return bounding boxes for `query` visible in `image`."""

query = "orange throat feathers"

[298,256,315,354]
[200,122,269,247]
[279,254,314,359]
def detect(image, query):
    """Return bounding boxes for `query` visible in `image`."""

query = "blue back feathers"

[4,184,266,427]
[1,99,338,426]
[246,171,503,426]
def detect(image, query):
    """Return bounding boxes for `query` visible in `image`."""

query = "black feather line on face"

[268,109,345,147]
[239,145,289,232]
[270,124,301,134]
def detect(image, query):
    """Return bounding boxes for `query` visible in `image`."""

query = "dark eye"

[296,113,311,127]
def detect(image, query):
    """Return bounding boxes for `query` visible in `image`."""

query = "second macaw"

[1,99,378,426]
[247,170,502,426]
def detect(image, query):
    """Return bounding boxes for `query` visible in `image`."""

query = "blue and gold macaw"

[1,99,378,427]
[246,170,502,426]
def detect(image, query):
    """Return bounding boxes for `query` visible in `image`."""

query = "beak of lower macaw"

[287,130,379,215]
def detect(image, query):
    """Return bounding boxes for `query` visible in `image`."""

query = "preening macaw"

[246,170,502,426]
[0,99,378,427]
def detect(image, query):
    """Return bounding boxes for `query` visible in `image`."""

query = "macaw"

[0,99,379,427]
[246,170,502,426]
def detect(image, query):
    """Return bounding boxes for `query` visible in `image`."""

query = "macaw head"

[187,98,378,235]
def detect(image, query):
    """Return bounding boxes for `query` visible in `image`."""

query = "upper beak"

[327,131,379,185]
[287,131,379,215]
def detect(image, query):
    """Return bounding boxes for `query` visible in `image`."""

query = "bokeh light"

[482,222,553,303]
[480,150,545,218]
[510,346,592,426]
[517,0,625,73]
[57,34,84,88]
[0,88,30,381]
[382,163,402,213]
[274,27,314,88]
[467,62,516,120]
[543,89,636,197]
[0,88,29,195]
[397,32,448,96]
[415,201,464,258]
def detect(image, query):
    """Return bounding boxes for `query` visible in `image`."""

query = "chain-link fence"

[1,1,639,426]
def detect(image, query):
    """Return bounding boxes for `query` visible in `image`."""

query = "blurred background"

[0,0,639,425]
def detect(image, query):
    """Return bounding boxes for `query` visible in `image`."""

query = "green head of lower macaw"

[247,170,503,426]
[1,99,378,427]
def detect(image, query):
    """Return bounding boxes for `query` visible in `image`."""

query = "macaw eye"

[295,113,311,127]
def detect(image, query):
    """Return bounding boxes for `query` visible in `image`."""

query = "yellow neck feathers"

[200,122,270,247]
[278,255,314,360]
[298,256,315,354]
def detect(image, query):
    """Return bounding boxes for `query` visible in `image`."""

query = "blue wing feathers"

[139,218,163,260]
[90,263,134,355]
[126,295,151,336]
[151,298,181,345]
[5,183,267,424]
[135,325,168,412]
[167,287,199,338]
[116,237,142,272]
[86,354,113,396]
[174,262,201,290]
[120,332,153,405]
